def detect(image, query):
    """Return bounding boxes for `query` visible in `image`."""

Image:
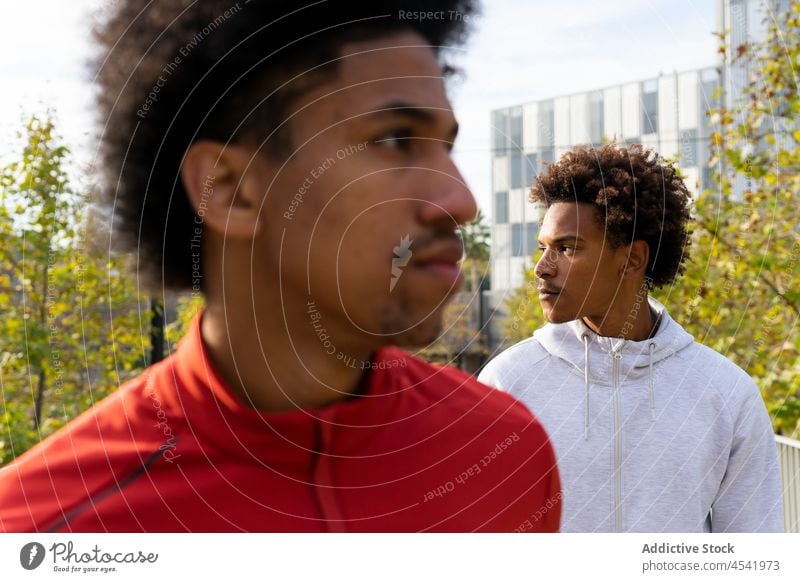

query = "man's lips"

[412,240,464,266]
[538,286,562,300]
[411,240,464,282]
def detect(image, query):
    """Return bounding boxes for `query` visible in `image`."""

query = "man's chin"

[541,307,578,325]
[390,320,444,348]
[371,297,447,348]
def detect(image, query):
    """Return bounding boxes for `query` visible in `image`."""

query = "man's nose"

[534,249,556,279]
[416,150,478,228]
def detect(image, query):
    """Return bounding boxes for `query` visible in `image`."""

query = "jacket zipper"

[612,348,623,533]
[311,419,347,532]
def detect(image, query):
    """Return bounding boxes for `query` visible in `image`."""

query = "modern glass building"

[489,66,721,294]
[720,0,791,106]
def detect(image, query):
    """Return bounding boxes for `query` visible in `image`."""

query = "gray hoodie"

[479,298,783,532]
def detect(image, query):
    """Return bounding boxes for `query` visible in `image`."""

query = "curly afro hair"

[91,0,479,290]
[530,143,693,288]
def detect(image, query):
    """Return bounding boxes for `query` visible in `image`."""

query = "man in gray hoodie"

[479,143,783,532]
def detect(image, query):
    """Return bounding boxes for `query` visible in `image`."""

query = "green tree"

[503,264,544,346]
[0,115,147,465]
[165,292,205,348]
[461,208,491,263]
[683,1,800,437]
[0,115,72,433]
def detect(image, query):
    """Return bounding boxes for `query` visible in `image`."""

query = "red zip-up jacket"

[0,315,560,532]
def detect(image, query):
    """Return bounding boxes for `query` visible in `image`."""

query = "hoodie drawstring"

[582,333,657,439]
[649,342,656,421]
[583,333,590,440]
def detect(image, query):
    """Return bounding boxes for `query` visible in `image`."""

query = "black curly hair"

[91,0,478,289]
[529,143,693,288]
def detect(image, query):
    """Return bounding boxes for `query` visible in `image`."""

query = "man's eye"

[374,129,413,150]
[560,246,575,254]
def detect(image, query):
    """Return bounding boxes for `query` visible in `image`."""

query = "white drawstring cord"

[583,333,590,440]
[649,342,656,421]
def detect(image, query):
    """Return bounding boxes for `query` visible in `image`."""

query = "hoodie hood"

[533,297,695,440]
[533,297,694,384]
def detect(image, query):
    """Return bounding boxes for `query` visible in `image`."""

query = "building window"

[493,110,508,153]
[702,166,716,192]
[538,100,555,147]
[495,191,508,224]
[510,107,523,151]
[524,153,538,188]
[511,223,539,257]
[642,80,658,135]
[679,129,698,167]
[525,223,538,256]
[511,223,523,257]
[729,0,748,53]
[589,91,604,144]
[510,152,523,189]
[701,68,721,127]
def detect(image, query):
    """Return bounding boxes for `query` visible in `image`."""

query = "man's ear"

[620,240,650,279]
[181,140,266,239]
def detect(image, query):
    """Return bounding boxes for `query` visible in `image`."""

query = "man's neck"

[200,301,374,412]
[581,293,657,341]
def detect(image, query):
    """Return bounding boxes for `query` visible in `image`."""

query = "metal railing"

[776,435,800,532]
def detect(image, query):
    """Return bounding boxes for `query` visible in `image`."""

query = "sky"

[0,0,718,218]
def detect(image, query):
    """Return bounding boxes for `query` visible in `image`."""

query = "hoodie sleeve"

[477,356,508,391]
[711,381,784,532]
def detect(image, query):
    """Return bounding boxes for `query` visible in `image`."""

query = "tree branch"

[698,218,800,317]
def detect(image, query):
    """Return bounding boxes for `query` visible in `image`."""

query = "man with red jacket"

[0,0,560,532]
